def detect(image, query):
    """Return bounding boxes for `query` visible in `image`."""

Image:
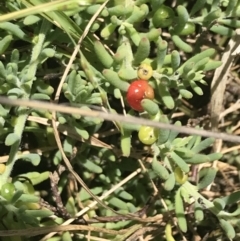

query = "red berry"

[126,80,154,111]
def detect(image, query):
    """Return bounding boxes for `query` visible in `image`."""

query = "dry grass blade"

[53,1,110,102]
[0,0,87,22]
[211,29,240,148]
[208,29,240,190]
[0,146,56,163]
[0,224,128,237]
[27,115,113,148]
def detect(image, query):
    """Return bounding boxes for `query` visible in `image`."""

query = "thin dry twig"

[221,144,240,154]
[49,0,121,232]
[1,97,240,143]
[219,101,240,120]
[45,1,125,240]
[125,225,161,241]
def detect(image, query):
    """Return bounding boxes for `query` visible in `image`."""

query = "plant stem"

[0,113,28,187]
[0,19,51,188]
[182,181,231,217]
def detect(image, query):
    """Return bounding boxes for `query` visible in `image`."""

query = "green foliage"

[0,0,239,240]
[175,188,187,232]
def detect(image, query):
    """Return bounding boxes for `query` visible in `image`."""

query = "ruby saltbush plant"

[0,0,239,240]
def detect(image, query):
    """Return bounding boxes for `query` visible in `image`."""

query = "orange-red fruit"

[126,80,154,111]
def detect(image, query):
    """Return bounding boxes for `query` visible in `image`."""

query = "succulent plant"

[0,0,239,240]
